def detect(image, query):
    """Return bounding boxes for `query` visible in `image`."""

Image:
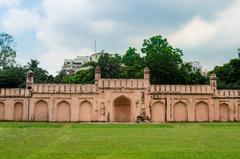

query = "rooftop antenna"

[94,40,97,53]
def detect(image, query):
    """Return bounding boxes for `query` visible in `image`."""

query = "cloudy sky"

[0,0,239,74]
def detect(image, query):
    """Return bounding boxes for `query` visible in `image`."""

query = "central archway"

[114,96,131,122]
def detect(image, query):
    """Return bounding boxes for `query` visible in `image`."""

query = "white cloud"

[34,0,121,74]
[168,0,240,49]
[0,0,19,8]
[36,0,240,73]
[1,0,239,74]
[169,17,216,48]
[90,20,116,34]
[2,8,41,35]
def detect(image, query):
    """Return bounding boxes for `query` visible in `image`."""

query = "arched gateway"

[114,96,131,122]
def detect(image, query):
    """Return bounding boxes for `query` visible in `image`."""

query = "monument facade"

[0,67,239,122]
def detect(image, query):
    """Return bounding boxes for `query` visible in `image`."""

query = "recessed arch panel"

[151,102,165,122]
[14,102,23,121]
[0,102,5,121]
[219,103,229,121]
[173,102,187,122]
[238,104,240,121]
[56,101,71,122]
[34,100,49,121]
[79,101,92,122]
[195,102,209,122]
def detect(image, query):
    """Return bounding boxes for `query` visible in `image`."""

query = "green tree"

[122,47,142,67]
[25,59,53,83]
[27,59,39,70]
[0,65,25,88]
[98,53,121,78]
[54,71,67,83]
[212,58,240,89]
[141,35,184,84]
[120,47,144,78]
[0,33,16,68]
[64,69,94,84]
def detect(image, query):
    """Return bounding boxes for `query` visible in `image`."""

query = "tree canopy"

[0,33,16,68]
[120,47,144,79]
[0,32,239,89]
[212,58,240,89]
[142,35,206,84]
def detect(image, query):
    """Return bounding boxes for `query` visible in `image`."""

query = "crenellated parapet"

[95,66,150,90]
[31,84,97,94]
[214,90,240,98]
[148,85,212,95]
[97,79,147,90]
[0,88,30,97]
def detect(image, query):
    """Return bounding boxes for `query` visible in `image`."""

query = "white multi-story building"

[90,53,103,62]
[62,56,90,74]
[62,52,113,74]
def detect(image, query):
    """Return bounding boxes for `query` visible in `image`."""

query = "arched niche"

[238,104,240,121]
[0,102,5,121]
[219,103,229,121]
[151,102,165,122]
[34,100,49,121]
[195,102,209,122]
[173,101,187,122]
[79,101,92,122]
[14,102,23,121]
[56,101,71,122]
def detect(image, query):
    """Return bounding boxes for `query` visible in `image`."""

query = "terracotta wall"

[0,69,239,122]
[0,85,239,122]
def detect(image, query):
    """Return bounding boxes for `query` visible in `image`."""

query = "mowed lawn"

[1,122,240,159]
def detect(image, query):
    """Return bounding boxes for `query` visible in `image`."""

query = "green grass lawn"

[1,122,240,159]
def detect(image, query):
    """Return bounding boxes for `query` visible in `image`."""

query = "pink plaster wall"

[0,69,239,123]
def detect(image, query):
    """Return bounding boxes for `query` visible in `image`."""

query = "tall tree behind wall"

[212,58,240,89]
[24,59,54,83]
[0,33,16,68]
[142,35,185,84]
[120,47,144,79]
